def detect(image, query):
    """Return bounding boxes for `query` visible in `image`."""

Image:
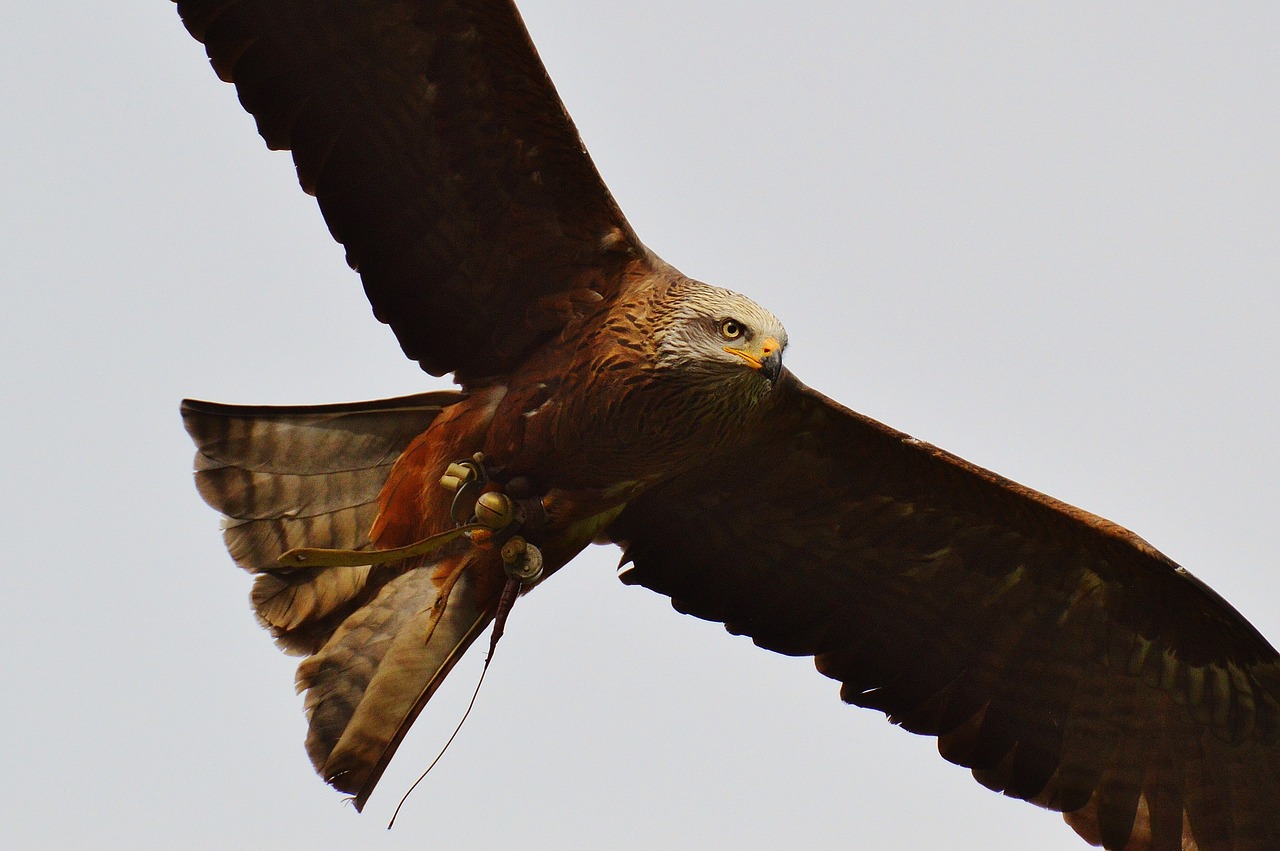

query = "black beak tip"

[761,354,782,384]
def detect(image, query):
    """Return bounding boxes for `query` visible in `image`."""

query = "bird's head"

[652,281,787,385]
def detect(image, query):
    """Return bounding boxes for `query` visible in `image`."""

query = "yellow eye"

[719,318,744,340]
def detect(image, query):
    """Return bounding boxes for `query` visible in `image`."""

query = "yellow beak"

[724,336,782,381]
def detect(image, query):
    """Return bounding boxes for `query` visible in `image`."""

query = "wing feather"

[609,372,1280,851]
[173,0,653,380]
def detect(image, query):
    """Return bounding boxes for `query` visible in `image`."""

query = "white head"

[651,281,788,384]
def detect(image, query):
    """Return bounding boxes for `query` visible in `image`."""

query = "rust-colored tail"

[184,392,507,808]
[295,545,501,809]
[181,393,460,653]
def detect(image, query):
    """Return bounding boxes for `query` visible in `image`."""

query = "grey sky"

[5,2,1279,848]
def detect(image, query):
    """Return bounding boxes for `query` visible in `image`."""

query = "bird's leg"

[458,490,547,590]
[277,452,546,588]
[439,453,548,543]
[274,454,500,569]
[274,456,492,568]
[439,454,547,658]
[440,455,549,529]
[487,534,544,661]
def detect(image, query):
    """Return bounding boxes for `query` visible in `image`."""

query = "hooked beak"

[725,336,783,383]
[759,348,782,383]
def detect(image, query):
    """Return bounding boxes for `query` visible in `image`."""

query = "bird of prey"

[174,2,1280,848]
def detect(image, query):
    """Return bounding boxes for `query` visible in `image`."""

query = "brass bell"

[474,491,516,530]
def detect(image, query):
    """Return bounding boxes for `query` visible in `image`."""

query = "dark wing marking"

[174,0,652,380]
[608,373,1280,851]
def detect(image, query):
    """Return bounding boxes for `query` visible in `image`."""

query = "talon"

[501,535,543,583]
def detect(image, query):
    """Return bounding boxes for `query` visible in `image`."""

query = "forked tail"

[183,392,508,807]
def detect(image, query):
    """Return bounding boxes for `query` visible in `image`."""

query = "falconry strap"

[276,455,545,654]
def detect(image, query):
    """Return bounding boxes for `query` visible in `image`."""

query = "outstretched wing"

[173,0,653,380]
[608,373,1280,851]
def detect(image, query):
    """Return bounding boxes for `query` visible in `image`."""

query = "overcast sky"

[5,2,1280,849]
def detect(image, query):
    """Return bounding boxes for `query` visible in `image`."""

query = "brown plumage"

[175,1,1280,848]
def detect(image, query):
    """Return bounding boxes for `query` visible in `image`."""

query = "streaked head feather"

[651,280,788,377]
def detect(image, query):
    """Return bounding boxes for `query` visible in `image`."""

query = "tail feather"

[183,390,495,805]
[182,392,460,570]
[295,546,501,808]
[182,394,460,474]
[195,462,392,522]
[221,502,382,571]
[181,392,463,652]
[252,565,373,632]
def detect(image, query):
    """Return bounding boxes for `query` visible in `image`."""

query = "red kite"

[175,2,1280,848]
